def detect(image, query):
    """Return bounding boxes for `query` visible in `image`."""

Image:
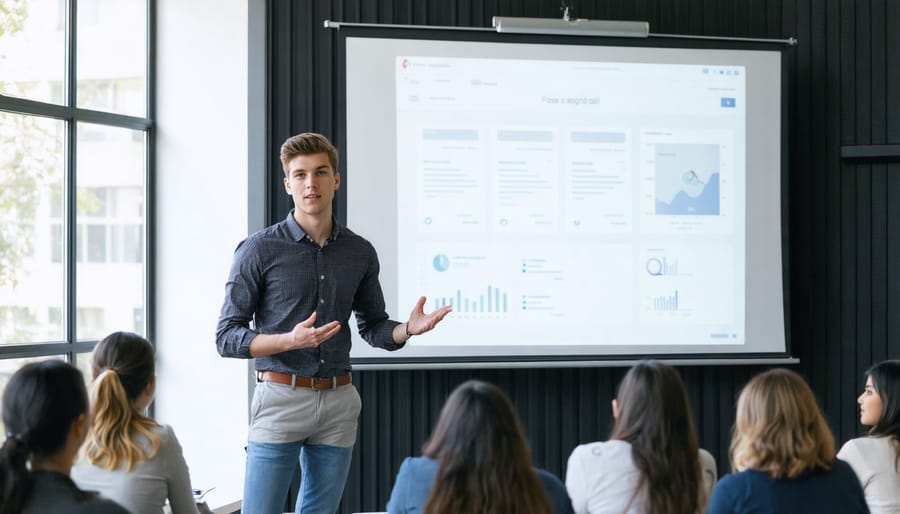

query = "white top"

[565,439,717,514]
[72,424,199,514]
[838,436,900,514]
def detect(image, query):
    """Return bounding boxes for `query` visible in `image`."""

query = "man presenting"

[216,132,452,514]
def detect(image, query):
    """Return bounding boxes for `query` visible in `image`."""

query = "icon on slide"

[433,254,450,272]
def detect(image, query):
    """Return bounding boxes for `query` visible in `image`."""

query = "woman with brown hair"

[386,379,573,514]
[708,368,869,514]
[71,331,198,514]
[566,360,715,514]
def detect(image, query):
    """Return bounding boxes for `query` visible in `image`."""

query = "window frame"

[0,0,156,363]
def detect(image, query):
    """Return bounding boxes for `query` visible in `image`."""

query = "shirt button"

[319,298,325,304]
[320,359,325,364]
[320,275,325,280]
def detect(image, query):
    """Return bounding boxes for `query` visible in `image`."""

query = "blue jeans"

[243,440,354,514]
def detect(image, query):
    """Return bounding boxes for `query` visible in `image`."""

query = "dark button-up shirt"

[216,211,403,376]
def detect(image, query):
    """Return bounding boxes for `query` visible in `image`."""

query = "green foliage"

[0,113,62,288]
[0,0,27,39]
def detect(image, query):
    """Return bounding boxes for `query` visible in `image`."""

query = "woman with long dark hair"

[386,379,573,514]
[708,368,868,514]
[566,360,715,514]
[838,360,900,513]
[0,360,128,514]
[71,331,198,514]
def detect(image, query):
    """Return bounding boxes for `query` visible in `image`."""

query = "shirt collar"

[284,210,342,243]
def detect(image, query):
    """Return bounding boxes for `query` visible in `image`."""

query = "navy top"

[216,212,403,377]
[707,459,870,514]
[387,456,574,514]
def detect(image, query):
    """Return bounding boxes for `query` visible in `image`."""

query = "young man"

[216,133,451,514]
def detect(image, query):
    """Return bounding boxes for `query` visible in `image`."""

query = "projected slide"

[344,36,789,359]
[654,144,720,215]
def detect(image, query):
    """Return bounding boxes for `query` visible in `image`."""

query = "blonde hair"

[730,368,834,478]
[279,132,339,175]
[82,332,161,471]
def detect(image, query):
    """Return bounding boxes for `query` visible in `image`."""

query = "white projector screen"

[340,32,788,365]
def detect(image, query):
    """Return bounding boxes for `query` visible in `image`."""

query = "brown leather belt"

[257,371,352,390]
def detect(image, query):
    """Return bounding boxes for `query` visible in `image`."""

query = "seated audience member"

[72,331,199,514]
[386,379,573,514]
[566,360,716,514]
[838,360,900,514]
[0,361,128,514]
[708,368,869,514]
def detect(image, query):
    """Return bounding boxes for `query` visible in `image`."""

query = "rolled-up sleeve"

[215,238,262,358]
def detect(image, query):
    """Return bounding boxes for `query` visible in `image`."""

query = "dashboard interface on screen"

[343,36,786,363]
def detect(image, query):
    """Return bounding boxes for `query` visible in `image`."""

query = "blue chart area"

[433,285,509,315]
[652,290,679,311]
[654,143,720,215]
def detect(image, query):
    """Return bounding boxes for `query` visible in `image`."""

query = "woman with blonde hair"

[72,331,198,514]
[838,360,900,513]
[708,368,868,514]
[386,379,573,514]
[566,360,716,514]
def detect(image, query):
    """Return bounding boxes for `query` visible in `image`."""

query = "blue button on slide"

[721,97,736,108]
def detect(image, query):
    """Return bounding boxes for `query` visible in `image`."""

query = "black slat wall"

[253,1,900,512]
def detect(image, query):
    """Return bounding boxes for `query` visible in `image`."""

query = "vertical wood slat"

[256,0,900,511]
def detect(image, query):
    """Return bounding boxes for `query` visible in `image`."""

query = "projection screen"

[337,29,790,366]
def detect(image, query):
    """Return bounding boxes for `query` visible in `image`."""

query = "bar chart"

[433,285,509,315]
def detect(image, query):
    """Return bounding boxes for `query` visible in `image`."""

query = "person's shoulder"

[247,219,292,243]
[535,467,565,486]
[830,456,862,478]
[570,439,632,460]
[717,469,765,489]
[337,226,375,248]
[152,423,182,446]
[840,435,892,453]
[699,448,717,469]
[85,497,131,514]
[401,455,438,473]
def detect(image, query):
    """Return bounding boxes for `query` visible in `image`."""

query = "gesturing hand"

[288,312,341,350]
[405,296,452,337]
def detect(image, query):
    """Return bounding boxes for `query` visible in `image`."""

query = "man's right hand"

[287,312,341,350]
[248,312,341,357]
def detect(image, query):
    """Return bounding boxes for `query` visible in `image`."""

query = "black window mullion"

[145,0,156,345]
[66,0,78,360]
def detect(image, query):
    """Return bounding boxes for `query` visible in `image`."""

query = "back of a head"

[731,368,834,478]
[422,380,552,514]
[0,360,88,514]
[610,360,702,514]
[866,360,900,440]
[279,132,339,174]
[84,331,160,471]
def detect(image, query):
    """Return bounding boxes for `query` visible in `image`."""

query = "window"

[0,0,153,399]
